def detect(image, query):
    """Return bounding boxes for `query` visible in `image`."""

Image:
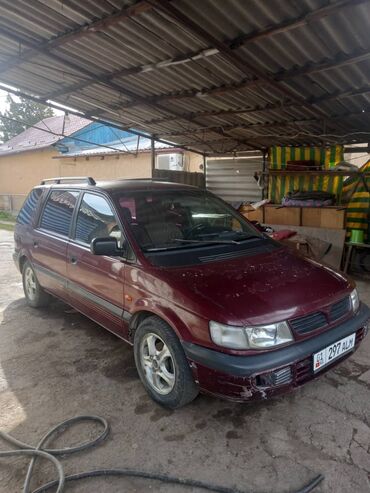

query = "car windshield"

[115,189,264,252]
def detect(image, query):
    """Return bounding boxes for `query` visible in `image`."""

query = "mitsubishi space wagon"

[13,177,369,408]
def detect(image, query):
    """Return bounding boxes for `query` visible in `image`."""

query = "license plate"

[313,333,356,372]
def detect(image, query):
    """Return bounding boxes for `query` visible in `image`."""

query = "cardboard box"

[302,208,345,230]
[264,205,300,226]
[241,208,264,222]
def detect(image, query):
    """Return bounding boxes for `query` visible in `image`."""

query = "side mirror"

[90,237,125,257]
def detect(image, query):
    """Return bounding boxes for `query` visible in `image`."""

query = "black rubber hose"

[0,415,324,493]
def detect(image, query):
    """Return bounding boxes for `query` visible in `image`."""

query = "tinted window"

[116,190,261,250]
[75,193,121,245]
[17,189,42,225]
[40,190,79,236]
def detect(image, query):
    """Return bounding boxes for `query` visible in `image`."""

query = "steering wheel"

[185,222,208,239]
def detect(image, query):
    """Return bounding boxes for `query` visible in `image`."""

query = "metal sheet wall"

[153,169,205,187]
[206,157,263,203]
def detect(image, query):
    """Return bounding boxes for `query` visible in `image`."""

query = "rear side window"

[40,190,79,237]
[75,193,120,245]
[17,189,42,225]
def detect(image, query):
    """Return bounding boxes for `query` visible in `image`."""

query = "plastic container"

[350,229,364,244]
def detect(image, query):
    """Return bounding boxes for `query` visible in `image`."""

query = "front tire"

[22,261,51,308]
[134,316,199,409]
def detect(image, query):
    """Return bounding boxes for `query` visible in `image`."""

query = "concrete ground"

[0,228,369,493]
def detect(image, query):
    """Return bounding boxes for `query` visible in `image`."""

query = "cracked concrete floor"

[0,229,369,493]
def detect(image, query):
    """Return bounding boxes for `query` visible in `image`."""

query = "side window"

[17,188,43,225]
[40,190,79,237]
[119,197,136,221]
[75,193,122,245]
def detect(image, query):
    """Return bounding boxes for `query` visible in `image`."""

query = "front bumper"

[183,303,370,402]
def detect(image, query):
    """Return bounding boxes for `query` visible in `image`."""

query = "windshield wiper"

[172,238,239,245]
[231,233,264,242]
[203,231,264,242]
[144,238,239,252]
[143,235,264,252]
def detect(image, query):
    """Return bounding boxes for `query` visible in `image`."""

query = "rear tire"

[22,261,51,308]
[134,316,199,409]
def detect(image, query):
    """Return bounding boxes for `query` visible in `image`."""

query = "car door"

[31,189,79,301]
[66,191,128,339]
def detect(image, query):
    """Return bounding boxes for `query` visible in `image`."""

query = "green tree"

[0,94,54,143]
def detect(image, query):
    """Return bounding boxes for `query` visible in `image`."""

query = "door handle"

[33,241,38,248]
[70,257,78,265]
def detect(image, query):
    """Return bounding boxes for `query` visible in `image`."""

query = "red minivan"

[14,177,369,408]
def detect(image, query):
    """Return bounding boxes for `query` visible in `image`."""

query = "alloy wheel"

[24,267,37,300]
[140,332,176,395]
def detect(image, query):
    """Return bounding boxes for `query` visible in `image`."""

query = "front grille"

[271,367,293,386]
[290,297,351,335]
[295,358,312,384]
[255,366,292,387]
[290,311,327,335]
[330,297,350,321]
[356,325,367,344]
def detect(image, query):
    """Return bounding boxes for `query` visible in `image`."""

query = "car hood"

[161,247,352,326]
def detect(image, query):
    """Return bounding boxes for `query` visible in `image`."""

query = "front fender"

[130,298,203,343]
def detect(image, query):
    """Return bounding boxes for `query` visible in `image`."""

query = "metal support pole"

[203,154,207,189]
[262,150,267,199]
[151,137,155,178]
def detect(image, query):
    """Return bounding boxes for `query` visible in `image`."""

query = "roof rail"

[40,176,96,186]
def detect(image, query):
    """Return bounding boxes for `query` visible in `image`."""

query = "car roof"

[36,179,200,194]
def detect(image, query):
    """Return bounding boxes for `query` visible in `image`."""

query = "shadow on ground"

[0,281,369,492]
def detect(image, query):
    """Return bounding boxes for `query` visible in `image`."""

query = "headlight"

[245,322,293,349]
[350,288,360,312]
[209,320,293,350]
[209,321,248,349]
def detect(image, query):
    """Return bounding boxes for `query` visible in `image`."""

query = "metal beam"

[105,86,370,135]
[84,0,366,139]
[84,44,370,117]
[151,137,155,177]
[230,0,368,49]
[147,0,323,110]
[157,109,370,138]
[0,0,359,146]
[1,0,363,148]
[344,146,370,153]
[0,0,154,74]
[84,79,264,114]
[178,87,370,121]
[43,0,369,101]
[47,46,221,100]
[277,48,370,80]
[114,86,370,132]
[0,33,262,153]
[1,0,365,103]
[0,83,207,157]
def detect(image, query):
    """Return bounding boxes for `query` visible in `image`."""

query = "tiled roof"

[0,114,91,156]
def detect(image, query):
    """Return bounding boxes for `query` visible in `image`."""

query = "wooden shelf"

[267,170,370,176]
[242,204,347,230]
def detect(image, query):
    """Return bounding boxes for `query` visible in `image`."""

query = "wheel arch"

[19,254,29,273]
[128,306,190,344]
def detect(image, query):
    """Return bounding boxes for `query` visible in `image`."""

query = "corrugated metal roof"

[0,0,369,154]
[0,114,91,155]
